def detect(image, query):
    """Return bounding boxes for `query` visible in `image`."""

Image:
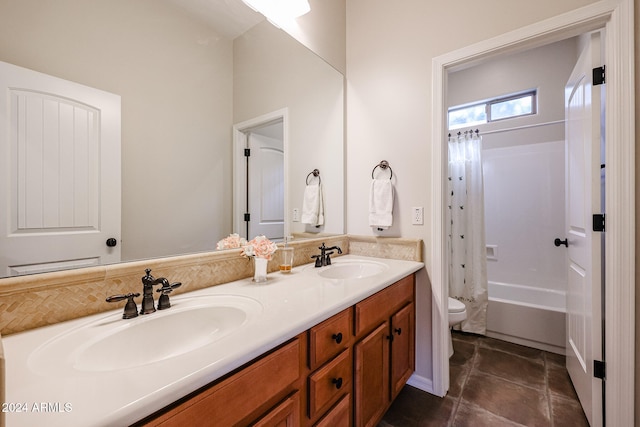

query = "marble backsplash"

[0,235,422,336]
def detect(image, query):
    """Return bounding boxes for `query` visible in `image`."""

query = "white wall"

[346,0,597,387]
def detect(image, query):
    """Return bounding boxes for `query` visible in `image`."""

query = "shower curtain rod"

[478,119,565,136]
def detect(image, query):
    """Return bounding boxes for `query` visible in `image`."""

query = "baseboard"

[485,330,565,355]
[406,373,434,394]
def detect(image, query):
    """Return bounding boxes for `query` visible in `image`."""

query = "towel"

[369,179,393,229]
[301,183,324,226]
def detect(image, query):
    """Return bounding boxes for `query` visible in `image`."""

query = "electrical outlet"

[293,208,300,222]
[412,207,424,225]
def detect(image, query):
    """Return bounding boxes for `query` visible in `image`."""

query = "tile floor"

[379,332,589,426]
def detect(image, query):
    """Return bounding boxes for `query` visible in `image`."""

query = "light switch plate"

[293,208,300,222]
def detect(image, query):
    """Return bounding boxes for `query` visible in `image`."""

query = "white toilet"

[448,297,467,357]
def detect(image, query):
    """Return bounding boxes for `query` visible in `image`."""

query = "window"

[448,91,536,130]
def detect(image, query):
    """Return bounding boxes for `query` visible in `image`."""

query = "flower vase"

[253,257,268,283]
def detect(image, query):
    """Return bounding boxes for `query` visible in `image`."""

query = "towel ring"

[371,160,393,179]
[306,169,321,185]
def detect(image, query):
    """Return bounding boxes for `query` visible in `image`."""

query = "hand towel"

[369,179,393,229]
[301,183,324,226]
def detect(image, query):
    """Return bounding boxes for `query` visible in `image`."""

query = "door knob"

[106,238,118,247]
[554,238,568,247]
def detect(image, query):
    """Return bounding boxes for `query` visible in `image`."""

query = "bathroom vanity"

[2,255,423,427]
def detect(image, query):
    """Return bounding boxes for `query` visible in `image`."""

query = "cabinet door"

[254,392,300,427]
[354,322,389,427]
[390,302,415,400]
[314,393,350,427]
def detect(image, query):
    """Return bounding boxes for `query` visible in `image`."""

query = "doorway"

[233,109,288,242]
[429,2,634,425]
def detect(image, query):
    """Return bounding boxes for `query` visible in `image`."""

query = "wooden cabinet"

[139,337,303,427]
[306,308,352,425]
[390,302,415,400]
[314,394,351,427]
[254,392,301,427]
[353,275,415,427]
[138,273,415,427]
[308,308,351,370]
[354,323,389,426]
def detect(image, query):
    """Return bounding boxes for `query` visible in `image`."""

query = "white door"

[247,126,284,241]
[0,61,121,276]
[564,32,603,426]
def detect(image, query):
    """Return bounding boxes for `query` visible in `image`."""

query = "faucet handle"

[156,282,182,310]
[311,254,323,267]
[157,281,182,295]
[106,292,140,319]
[325,251,335,265]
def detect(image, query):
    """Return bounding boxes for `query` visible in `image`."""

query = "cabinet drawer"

[309,308,352,369]
[314,393,350,427]
[308,348,352,420]
[354,275,414,336]
[147,338,300,426]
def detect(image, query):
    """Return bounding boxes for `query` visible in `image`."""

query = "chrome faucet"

[312,243,343,267]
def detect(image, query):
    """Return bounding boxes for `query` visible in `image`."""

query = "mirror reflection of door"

[245,120,284,241]
[0,61,121,276]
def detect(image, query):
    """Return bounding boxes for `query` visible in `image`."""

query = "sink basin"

[28,294,263,376]
[317,260,387,279]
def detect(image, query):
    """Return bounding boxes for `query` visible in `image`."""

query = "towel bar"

[371,160,393,179]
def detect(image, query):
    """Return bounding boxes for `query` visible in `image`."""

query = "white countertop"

[2,255,423,427]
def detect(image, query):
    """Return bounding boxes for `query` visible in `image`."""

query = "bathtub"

[486,281,566,354]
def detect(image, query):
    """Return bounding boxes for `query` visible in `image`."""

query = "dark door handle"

[106,238,117,247]
[554,238,568,247]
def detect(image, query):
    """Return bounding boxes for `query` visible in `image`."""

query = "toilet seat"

[448,297,466,313]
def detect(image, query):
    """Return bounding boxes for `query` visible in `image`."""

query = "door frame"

[429,1,634,425]
[232,108,289,240]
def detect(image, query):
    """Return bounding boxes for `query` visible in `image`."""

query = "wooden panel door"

[390,303,415,400]
[354,322,389,427]
[564,32,603,427]
[0,60,121,276]
[247,128,284,241]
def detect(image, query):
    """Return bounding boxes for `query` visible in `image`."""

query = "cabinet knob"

[394,327,402,335]
[332,332,343,344]
[106,238,117,247]
[332,377,343,390]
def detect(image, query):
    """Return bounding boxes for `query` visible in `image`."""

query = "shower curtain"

[448,130,488,334]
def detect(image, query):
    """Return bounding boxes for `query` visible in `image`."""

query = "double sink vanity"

[2,251,423,426]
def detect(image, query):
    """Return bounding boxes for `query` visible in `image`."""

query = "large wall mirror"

[0,0,344,278]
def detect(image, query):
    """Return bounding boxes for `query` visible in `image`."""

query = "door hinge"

[244,213,250,222]
[594,360,606,379]
[593,214,605,232]
[593,66,605,86]
[244,148,251,157]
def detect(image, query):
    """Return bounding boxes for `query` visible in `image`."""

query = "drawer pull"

[332,332,343,344]
[394,327,402,335]
[332,377,343,390]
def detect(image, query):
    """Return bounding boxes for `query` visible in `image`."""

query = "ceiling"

[166,0,264,39]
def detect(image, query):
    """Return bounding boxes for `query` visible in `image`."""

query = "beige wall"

[345,0,600,387]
